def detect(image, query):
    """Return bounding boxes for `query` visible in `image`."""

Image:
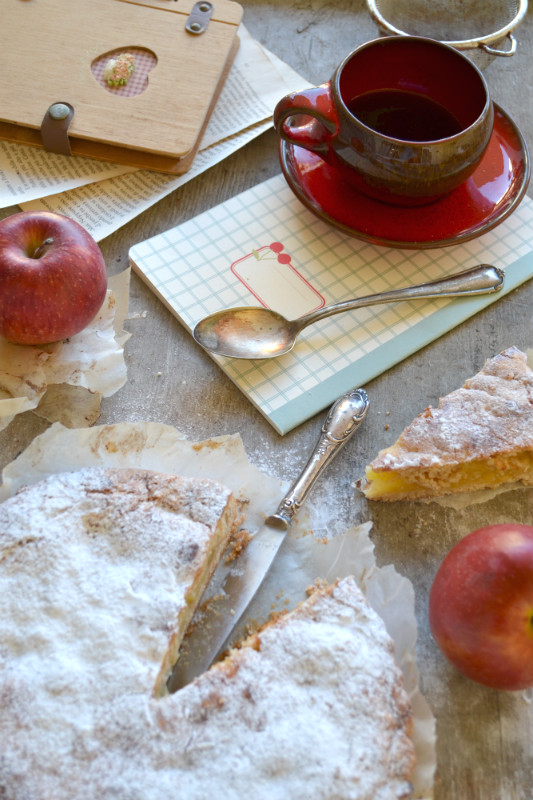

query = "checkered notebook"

[129,175,533,434]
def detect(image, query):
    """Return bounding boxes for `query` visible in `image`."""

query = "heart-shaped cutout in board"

[91,47,157,97]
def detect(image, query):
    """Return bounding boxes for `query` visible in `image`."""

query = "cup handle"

[273,84,339,156]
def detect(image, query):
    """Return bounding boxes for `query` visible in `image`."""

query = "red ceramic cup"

[273,36,494,206]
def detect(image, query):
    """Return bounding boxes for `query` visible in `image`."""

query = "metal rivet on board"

[48,103,71,121]
[186,1,213,34]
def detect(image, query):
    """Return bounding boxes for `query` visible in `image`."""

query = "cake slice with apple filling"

[361,346,533,501]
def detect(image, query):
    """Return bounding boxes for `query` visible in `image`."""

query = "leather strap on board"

[40,102,75,155]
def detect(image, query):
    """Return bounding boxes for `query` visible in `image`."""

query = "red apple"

[0,211,108,345]
[429,524,533,690]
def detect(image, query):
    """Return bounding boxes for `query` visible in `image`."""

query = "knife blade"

[167,387,369,691]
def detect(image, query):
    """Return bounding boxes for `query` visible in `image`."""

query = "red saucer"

[279,104,530,249]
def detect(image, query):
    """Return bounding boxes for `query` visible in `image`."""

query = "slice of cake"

[95,577,415,800]
[0,467,415,799]
[361,346,533,501]
[0,466,238,699]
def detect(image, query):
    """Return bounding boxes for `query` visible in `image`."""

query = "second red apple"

[429,523,533,691]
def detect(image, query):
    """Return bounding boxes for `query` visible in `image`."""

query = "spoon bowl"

[193,306,300,359]
[193,264,504,359]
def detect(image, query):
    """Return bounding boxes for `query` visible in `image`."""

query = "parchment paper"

[0,269,130,431]
[0,421,436,799]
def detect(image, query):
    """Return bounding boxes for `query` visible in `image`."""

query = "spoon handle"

[296,264,504,331]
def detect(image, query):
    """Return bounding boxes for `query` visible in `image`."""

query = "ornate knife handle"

[266,388,369,528]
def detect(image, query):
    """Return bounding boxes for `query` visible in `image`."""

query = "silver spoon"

[193,264,504,359]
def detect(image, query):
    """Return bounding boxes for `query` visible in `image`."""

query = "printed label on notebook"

[231,242,325,318]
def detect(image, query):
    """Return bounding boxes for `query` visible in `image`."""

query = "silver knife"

[168,387,369,691]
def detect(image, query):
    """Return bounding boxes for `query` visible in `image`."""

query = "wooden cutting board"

[0,0,243,173]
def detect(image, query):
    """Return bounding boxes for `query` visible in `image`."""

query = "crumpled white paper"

[0,421,436,799]
[0,269,130,431]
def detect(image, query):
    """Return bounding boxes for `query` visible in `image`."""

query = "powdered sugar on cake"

[371,347,533,471]
[0,467,237,792]
[0,467,415,799]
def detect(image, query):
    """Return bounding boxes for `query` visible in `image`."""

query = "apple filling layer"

[364,450,533,501]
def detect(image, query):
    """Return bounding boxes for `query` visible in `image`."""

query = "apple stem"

[32,238,54,259]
